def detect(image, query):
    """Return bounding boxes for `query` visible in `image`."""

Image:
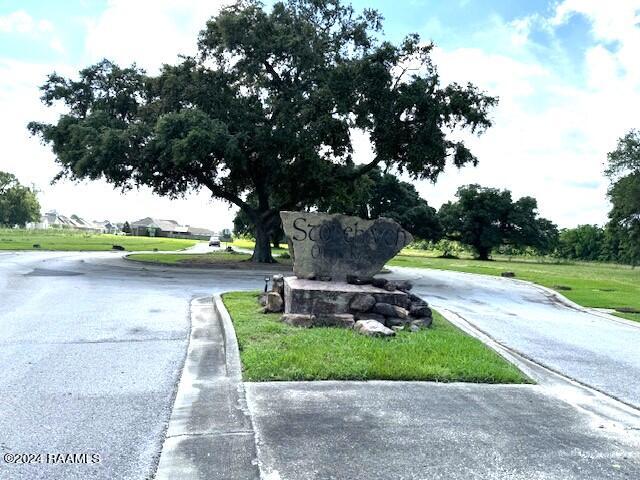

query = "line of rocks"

[262,275,432,338]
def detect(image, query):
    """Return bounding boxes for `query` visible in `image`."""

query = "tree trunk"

[476,247,491,261]
[251,220,276,263]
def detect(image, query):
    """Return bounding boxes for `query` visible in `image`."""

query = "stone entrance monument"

[266,211,433,337]
[280,211,413,281]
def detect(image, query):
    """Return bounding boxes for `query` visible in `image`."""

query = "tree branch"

[194,172,252,213]
[263,59,283,84]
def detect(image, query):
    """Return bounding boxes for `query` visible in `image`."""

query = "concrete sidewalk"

[154,296,259,479]
[247,381,640,480]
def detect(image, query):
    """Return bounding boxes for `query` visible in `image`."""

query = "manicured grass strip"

[0,229,197,251]
[614,312,640,322]
[389,254,640,315]
[222,291,530,383]
[232,238,289,255]
[127,252,253,264]
[126,252,293,267]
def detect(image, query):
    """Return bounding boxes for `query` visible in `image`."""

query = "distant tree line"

[0,171,40,228]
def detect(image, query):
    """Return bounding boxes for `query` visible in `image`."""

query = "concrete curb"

[154,296,260,480]
[213,294,243,382]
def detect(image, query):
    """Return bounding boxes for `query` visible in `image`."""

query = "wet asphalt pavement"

[1,250,640,479]
[388,267,640,409]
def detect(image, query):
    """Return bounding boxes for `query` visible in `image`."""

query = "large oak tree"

[29,0,496,262]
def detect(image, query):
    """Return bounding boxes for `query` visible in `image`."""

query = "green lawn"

[0,229,197,251]
[389,252,640,317]
[222,291,529,383]
[126,251,292,267]
[232,238,289,256]
[127,252,252,264]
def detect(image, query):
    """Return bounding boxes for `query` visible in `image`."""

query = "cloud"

[406,3,640,228]
[84,0,232,72]
[0,10,65,54]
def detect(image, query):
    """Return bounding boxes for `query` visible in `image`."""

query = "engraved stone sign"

[280,211,413,281]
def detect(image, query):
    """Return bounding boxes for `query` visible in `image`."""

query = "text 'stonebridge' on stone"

[280,211,413,281]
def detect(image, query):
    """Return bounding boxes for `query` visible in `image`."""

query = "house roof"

[187,226,216,236]
[131,217,188,233]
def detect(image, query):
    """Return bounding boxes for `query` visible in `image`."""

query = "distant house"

[93,220,120,234]
[130,217,189,237]
[130,217,216,240]
[27,211,100,232]
[186,226,216,240]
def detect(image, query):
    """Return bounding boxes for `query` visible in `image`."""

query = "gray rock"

[395,280,413,292]
[501,271,516,278]
[371,278,389,289]
[383,282,397,292]
[408,293,423,303]
[265,291,284,313]
[410,304,432,318]
[315,314,355,328]
[282,314,316,328]
[349,294,376,312]
[372,302,397,317]
[272,274,285,296]
[281,212,412,281]
[410,317,433,330]
[391,325,405,332]
[373,303,409,319]
[353,320,396,337]
[354,312,386,323]
[385,316,411,327]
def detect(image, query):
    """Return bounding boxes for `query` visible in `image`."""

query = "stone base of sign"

[284,277,408,315]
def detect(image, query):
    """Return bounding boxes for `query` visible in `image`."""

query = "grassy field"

[222,291,529,383]
[390,251,640,321]
[0,229,198,251]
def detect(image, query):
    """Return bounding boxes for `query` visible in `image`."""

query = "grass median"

[222,290,530,383]
[126,251,292,268]
[0,229,197,251]
[390,252,640,322]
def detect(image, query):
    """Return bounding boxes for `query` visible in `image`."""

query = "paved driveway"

[387,267,640,409]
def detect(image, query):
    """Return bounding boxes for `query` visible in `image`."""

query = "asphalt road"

[0,250,273,480]
[2,250,640,479]
[387,267,640,409]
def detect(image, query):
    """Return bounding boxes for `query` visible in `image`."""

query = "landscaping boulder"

[410,303,432,318]
[410,317,433,330]
[354,312,386,323]
[385,316,411,328]
[395,280,413,292]
[383,281,397,292]
[315,313,355,328]
[353,320,395,337]
[271,274,285,297]
[371,277,389,289]
[373,303,409,319]
[282,313,316,328]
[265,291,284,313]
[349,294,376,312]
